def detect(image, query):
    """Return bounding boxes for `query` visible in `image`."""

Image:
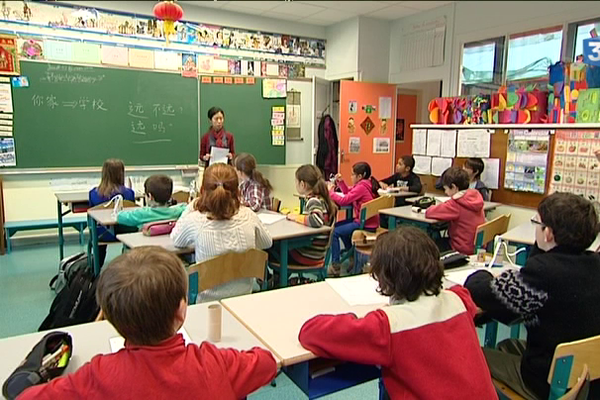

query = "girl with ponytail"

[234,153,273,212]
[171,163,272,302]
[328,161,380,276]
[272,165,337,268]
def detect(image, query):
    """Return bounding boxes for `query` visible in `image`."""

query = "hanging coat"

[316,114,338,178]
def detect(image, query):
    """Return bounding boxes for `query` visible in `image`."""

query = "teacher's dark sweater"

[465,245,600,399]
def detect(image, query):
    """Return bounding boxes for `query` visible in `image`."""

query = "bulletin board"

[416,127,555,209]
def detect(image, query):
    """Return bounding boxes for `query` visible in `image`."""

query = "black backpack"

[39,264,100,331]
[49,252,88,295]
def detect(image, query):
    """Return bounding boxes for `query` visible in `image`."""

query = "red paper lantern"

[153,1,184,43]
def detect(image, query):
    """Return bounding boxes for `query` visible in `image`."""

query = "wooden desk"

[87,208,120,276]
[222,281,383,398]
[379,205,441,229]
[55,191,142,261]
[0,302,279,387]
[117,210,330,288]
[501,220,600,265]
[406,193,501,212]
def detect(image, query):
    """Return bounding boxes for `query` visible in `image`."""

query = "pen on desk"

[41,344,69,369]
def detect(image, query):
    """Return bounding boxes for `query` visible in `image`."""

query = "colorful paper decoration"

[575,89,600,123]
[0,35,19,75]
[428,95,491,125]
[360,116,375,135]
[547,61,600,123]
[491,86,547,124]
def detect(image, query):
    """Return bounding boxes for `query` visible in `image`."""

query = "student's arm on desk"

[299,311,392,367]
[464,261,548,323]
[330,184,361,207]
[19,360,94,399]
[205,342,277,398]
[425,200,459,221]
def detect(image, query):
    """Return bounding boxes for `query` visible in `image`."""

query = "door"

[312,77,331,164]
[339,81,397,181]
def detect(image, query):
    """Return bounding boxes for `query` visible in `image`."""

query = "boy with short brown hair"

[20,247,277,399]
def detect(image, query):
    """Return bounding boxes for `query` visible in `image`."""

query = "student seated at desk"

[299,227,497,399]
[234,153,273,212]
[434,158,489,201]
[89,159,136,267]
[171,163,272,302]
[272,165,336,267]
[117,175,186,228]
[465,193,600,400]
[328,162,379,276]
[20,247,277,399]
[379,155,422,194]
[425,167,484,255]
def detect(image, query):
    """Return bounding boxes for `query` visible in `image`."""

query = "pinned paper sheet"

[110,328,191,352]
[412,129,427,155]
[129,48,155,69]
[457,129,491,158]
[482,158,501,189]
[257,213,286,225]
[101,45,128,66]
[378,97,392,119]
[326,274,388,306]
[45,40,73,62]
[155,51,181,71]
[209,147,229,166]
[72,42,101,64]
[440,130,457,158]
[0,84,13,113]
[431,157,452,176]
[413,155,432,175]
[426,129,442,157]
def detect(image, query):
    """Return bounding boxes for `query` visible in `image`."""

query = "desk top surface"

[0,302,278,383]
[55,191,143,204]
[377,189,418,198]
[221,281,384,366]
[117,232,194,254]
[379,205,441,224]
[406,193,501,211]
[87,208,119,226]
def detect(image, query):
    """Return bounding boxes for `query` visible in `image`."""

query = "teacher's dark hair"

[207,107,224,120]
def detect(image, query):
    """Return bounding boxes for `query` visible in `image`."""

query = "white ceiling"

[179,1,454,26]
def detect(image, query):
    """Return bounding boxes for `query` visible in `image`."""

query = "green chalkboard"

[199,79,285,165]
[11,61,199,168]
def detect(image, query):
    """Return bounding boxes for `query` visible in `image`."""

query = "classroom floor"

[0,239,378,399]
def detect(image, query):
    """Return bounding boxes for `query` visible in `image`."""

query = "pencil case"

[142,219,177,236]
[2,331,73,400]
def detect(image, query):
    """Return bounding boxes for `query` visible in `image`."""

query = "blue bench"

[4,216,88,253]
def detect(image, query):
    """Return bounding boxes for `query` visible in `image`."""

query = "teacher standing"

[199,106,235,166]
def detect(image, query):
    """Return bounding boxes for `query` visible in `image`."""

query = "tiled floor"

[0,240,378,399]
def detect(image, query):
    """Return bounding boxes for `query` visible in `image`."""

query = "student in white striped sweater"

[171,163,272,302]
[270,165,336,271]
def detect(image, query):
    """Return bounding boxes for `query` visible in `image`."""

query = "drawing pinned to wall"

[11,76,28,88]
[396,118,404,142]
[349,137,360,153]
[0,137,15,166]
[362,104,376,114]
[101,45,128,66]
[348,117,355,134]
[154,50,180,71]
[262,79,286,99]
[200,76,211,83]
[504,129,550,194]
[380,119,387,135]
[360,116,375,136]
[197,55,214,74]
[348,100,357,114]
[373,137,390,154]
[181,53,197,78]
[0,84,13,114]
[18,38,44,60]
[0,35,19,75]
[378,97,392,119]
[228,59,241,75]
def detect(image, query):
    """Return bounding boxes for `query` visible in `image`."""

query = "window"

[573,20,600,60]
[506,26,563,87]
[460,37,505,96]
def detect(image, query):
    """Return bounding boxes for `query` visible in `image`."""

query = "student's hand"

[286,213,296,221]
[95,310,105,322]
[327,181,335,191]
[335,173,343,182]
[399,186,408,192]
[227,153,233,159]
[380,182,388,190]
[202,154,211,161]
[595,149,600,162]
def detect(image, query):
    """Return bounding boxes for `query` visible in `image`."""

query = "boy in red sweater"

[20,247,277,400]
[299,227,497,399]
[425,166,485,254]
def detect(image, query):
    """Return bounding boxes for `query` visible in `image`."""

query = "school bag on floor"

[39,259,99,331]
[49,252,88,295]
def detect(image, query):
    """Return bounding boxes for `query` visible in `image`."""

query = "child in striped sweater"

[270,165,336,271]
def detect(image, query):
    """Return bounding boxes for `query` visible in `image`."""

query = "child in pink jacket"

[425,167,484,254]
[328,162,379,275]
